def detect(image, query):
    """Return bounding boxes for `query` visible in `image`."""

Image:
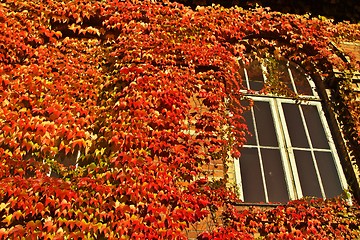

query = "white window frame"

[235,59,348,202]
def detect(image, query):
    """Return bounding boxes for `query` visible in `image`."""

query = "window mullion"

[234,155,244,201]
[273,99,298,200]
[277,99,303,199]
[287,61,298,95]
[306,75,319,98]
[243,65,251,89]
[76,150,80,169]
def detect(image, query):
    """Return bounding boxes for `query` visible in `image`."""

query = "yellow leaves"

[51,15,69,23]
[68,24,101,36]
[75,16,82,24]
[88,162,97,170]
[94,148,106,156]
[86,27,101,36]
[83,139,93,155]
[4,149,13,157]
[2,214,12,226]
[115,200,123,209]
[0,203,9,212]
[69,24,81,33]
[1,99,9,107]
[54,31,62,38]
[19,107,28,113]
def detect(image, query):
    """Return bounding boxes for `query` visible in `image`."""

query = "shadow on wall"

[170,0,360,23]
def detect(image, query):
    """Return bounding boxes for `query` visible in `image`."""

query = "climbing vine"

[0,0,359,239]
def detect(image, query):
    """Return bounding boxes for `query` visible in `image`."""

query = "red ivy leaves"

[203,198,360,239]
[0,0,359,239]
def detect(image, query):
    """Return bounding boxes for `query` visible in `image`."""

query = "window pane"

[240,148,266,202]
[282,103,309,148]
[278,60,294,92]
[254,101,278,147]
[315,152,343,198]
[289,63,313,96]
[294,150,322,198]
[246,60,264,91]
[240,99,256,145]
[262,149,289,203]
[302,105,330,149]
[242,109,256,145]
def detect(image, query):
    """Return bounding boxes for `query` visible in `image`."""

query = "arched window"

[235,58,348,203]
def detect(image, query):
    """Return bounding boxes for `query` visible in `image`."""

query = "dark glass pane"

[240,148,266,202]
[242,109,256,145]
[289,63,313,96]
[254,101,278,147]
[240,99,256,145]
[302,105,330,149]
[246,60,264,91]
[278,60,295,92]
[282,103,309,148]
[294,150,322,198]
[315,152,343,198]
[262,149,289,203]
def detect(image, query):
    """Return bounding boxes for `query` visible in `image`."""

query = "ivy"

[0,0,359,239]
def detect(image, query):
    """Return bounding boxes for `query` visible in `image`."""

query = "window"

[234,59,348,203]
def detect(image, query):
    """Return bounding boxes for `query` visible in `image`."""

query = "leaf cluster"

[0,0,359,239]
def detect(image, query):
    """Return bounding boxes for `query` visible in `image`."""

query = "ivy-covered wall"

[0,0,359,239]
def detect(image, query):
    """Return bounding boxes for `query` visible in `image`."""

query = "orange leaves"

[12,210,23,221]
[59,199,71,211]
[25,220,42,233]
[120,66,144,75]
[0,0,359,239]
[1,125,12,136]
[51,15,69,24]
[0,228,8,239]
[259,199,358,238]
[43,217,55,232]
[71,139,85,149]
